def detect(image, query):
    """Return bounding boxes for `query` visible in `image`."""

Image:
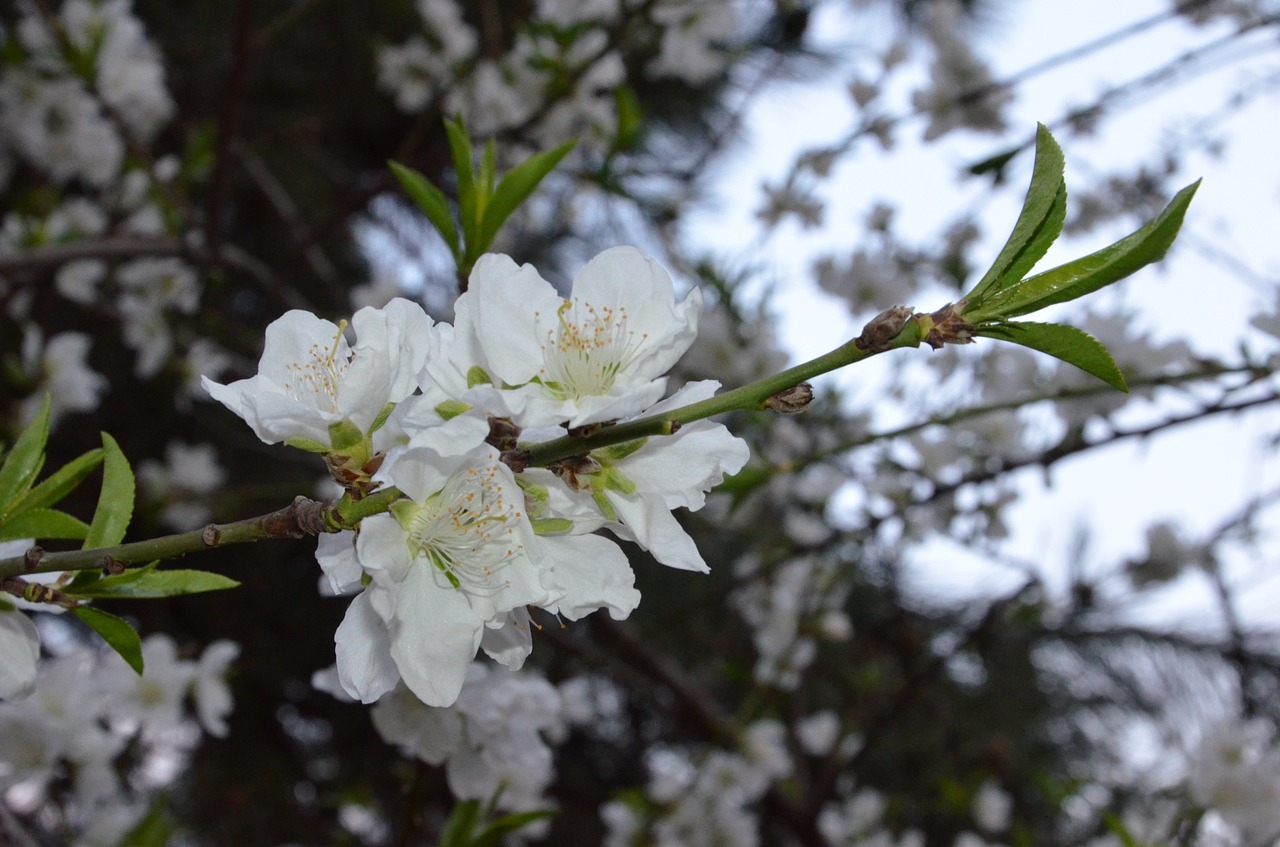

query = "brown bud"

[23,545,43,571]
[500,449,532,473]
[920,302,975,350]
[549,455,602,491]
[486,415,522,451]
[855,305,914,352]
[763,383,814,414]
[102,556,126,576]
[202,524,222,547]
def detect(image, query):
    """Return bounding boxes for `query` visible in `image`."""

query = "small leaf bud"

[764,383,814,414]
[855,305,914,352]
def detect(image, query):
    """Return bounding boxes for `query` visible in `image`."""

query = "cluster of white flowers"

[205,246,749,708]
[377,0,739,154]
[1186,717,1280,844]
[1,1,208,420]
[0,628,236,847]
[0,0,171,188]
[602,720,794,847]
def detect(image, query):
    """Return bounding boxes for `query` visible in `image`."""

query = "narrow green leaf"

[0,395,51,517]
[117,798,176,847]
[445,118,478,258]
[388,161,460,259]
[66,568,239,599]
[977,321,1128,391]
[965,124,1066,305]
[968,180,1201,323]
[479,138,578,253]
[480,138,498,202]
[82,432,135,550]
[66,561,160,594]
[439,799,482,847]
[74,606,144,674]
[612,84,643,152]
[475,810,556,847]
[0,507,90,542]
[12,447,103,513]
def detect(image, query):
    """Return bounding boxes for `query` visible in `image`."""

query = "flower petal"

[335,591,401,703]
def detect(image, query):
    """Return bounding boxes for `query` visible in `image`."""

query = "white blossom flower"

[20,328,109,429]
[100,634,197,735]
[437,246,702,428]
[547,380,750,572]
[193,640,240,738]
[338,444,556,706]
[371,663,566,814]
[203,299,434,448]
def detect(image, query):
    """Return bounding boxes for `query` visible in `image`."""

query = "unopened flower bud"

[855,305,914,352]
[764,383,814,414]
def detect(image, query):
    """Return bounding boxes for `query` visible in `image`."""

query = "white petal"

[316,531,362,595]
[462,253,561,386]
[351,298,435,403]
[609,495,709,573]
[480,609,534,669]
[384,565,485,706]
[334,591,401,704]
[0,609,40,701]
[355,514,415,585]
[539,533,640,620]
[568,246,702,383]
[618,421,750,511]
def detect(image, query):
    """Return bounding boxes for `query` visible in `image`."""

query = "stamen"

[538,297,649,400]
[405,465,525,597]
[281,320,352,412]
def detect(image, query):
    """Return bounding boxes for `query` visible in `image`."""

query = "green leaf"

[66,567,240,599]
[0,395,51,517]
[66,561,159,593]
[439,800,482,847]
[478,138,577,254]
[74,606,144,674]
[967,180,1201,323]
[11,447,103,513]
[445,118,478,260]
[977,321,1128,391]
[388,160,460,259]
[474,810,556,847]
[612,84,643,152]
[964,124,1066,305]
[82,432,135,550]
[0,507,90,542]
[117,798,176,847]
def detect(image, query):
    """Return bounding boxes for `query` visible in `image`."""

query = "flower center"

[404,465,524,594]
[283,320,350,412]
[538,299,648,400]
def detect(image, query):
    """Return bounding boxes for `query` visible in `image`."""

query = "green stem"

[0,487,405,580]
[522,319,924,467]
[0,316,928,580]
